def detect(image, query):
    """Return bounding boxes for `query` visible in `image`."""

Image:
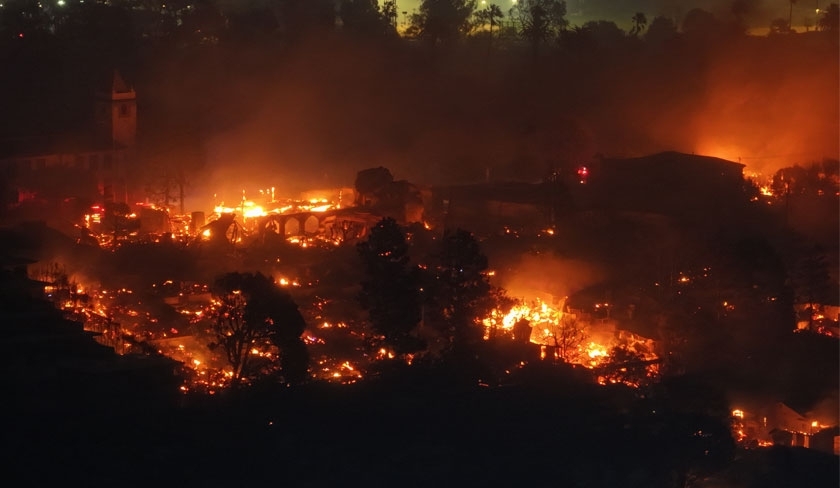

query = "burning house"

[732,403,840,455]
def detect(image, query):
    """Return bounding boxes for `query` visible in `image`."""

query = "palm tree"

[473,3,503,37]
[631,11,647,36]
[487,4,503,37]
[789,0,798,30]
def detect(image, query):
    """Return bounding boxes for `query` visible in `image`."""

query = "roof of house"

[599,151,745,172]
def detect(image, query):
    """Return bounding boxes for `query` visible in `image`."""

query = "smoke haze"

[130,12,838,212]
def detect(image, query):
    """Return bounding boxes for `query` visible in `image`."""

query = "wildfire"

[483,298,608,361]
[213,191,337,221]
[482,297,659,386]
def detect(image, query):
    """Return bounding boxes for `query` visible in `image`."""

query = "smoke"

[582,31,839,176]
[139,12,837,215]
[808,392,840,426]
[179,39,404,210]
[499,252,606,303]
[690,37,840,175]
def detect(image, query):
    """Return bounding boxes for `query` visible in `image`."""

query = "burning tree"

[357,217,423,354]
[210,272,308,388]
[597,344,659,387]
[546,314,585,362]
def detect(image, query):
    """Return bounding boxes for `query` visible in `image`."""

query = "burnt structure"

[354,167,425,224]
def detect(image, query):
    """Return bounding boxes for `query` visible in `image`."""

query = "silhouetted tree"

[472,3,503,38]
[272,0,336,39]
[681,8,721,41]
[599,344,658,387]
[339,0,394,38]
[793,245,832,330]
[769,17,793,34]
[428,228,493,351]
[275,336,310,385]
[644,15,678,45]
[357,217,423,354]
[571,19,626,50]
[548,314,585,362]
[407,0,476,46]
[818,3,839,31]
[210,272,308,387]
[381,0,398,29]
[630,12,647,37]
[510,0,567,55]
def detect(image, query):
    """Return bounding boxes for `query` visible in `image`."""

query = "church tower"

[94,70,136,148]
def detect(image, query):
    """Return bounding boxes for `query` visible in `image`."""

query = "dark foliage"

[211,271,308,386]
[357,217,423,354]
[425,228,493,351]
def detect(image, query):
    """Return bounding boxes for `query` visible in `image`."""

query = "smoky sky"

[392,0,823,30]
[128,3,840,212]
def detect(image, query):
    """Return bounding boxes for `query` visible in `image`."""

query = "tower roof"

[96,69,136,101]
[111,70,133,94]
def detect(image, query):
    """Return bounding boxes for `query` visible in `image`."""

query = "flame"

[482,297,659,387]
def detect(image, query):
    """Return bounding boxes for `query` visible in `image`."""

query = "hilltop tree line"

[2,0,838,49]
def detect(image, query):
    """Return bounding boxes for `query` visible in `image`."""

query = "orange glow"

[483,296,659,386]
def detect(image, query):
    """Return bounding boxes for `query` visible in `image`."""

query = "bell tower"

[94,70,136,148]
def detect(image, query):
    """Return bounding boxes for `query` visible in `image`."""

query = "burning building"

[732,403,840,455]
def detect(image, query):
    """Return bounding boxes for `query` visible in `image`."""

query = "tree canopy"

[426,228,494,351]
[408,0,476,46]
[510,0,567,54]
[210,271,308,386]
[357,217,423,354]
